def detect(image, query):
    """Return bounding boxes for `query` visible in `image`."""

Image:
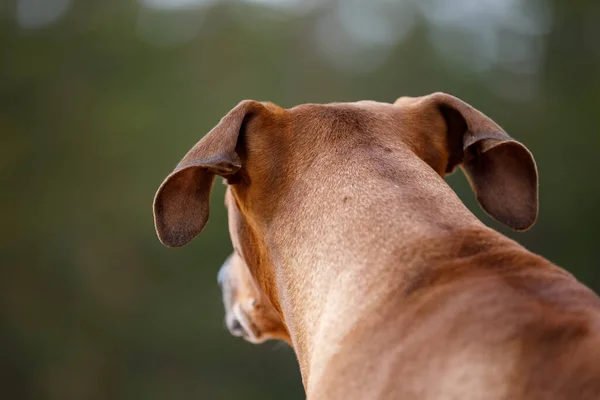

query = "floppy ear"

[402,92,539,231]
[153,100,264,247]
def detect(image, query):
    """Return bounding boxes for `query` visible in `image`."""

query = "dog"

[154,93,600,399]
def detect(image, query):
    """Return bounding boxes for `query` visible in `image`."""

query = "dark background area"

[1,0,599,398]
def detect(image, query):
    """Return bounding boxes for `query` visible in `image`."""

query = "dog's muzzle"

[218,257,248,338]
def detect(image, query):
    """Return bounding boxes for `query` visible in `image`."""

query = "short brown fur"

[154,93,600,399]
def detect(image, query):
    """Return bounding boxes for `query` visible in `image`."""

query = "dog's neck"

[260,154,499,388]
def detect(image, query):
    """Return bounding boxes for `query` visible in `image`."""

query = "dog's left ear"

[397,92,538,231]
[153,100,265,248]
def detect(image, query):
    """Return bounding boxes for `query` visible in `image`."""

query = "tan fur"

[154,93,600,399]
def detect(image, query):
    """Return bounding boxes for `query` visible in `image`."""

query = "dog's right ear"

[153,100,265,248]
[396,93,538,231]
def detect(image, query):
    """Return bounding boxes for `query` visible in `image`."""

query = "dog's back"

[307,228,600,399]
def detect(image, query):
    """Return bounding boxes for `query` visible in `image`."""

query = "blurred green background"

[1,0,599,398]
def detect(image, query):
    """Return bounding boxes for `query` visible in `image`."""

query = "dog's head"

[153,93,538,342]
[218,251,290,344]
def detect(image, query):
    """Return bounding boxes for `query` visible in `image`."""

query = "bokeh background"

[2,0,599,398]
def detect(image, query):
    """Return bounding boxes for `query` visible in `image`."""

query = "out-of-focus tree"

[1,0,598,398]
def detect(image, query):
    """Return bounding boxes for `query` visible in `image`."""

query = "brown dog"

[154,93,600,399]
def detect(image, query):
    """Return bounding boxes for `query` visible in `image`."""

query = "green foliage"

[1,1,599,398]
